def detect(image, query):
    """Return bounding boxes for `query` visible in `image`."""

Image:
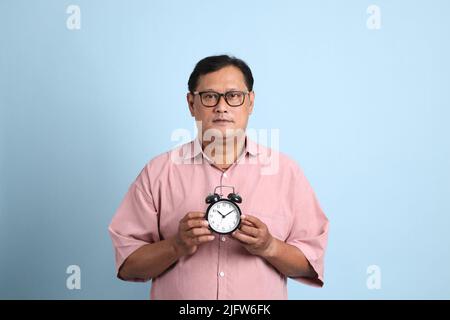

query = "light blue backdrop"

[1,0,449,299]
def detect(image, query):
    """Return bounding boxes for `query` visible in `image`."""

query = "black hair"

[188,55,254,93]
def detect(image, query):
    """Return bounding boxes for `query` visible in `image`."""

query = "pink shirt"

[108,135,329,300]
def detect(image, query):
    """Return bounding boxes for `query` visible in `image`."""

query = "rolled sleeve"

[108,177,160,282]
[286,165,329,287]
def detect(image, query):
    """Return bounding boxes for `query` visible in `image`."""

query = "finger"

[182,211,206,222]
[186,227,212,237]
[240,219,255,227]
[232,230,258,244]
[239,225,259,237]
[242,215,264,228]
[193,234,215,244]
[181,219,209,231]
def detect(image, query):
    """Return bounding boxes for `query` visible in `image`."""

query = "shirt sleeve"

[285,164,329,287]
[108,167,160,282]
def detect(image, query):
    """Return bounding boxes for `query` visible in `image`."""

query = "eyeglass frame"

[191,90,251,107]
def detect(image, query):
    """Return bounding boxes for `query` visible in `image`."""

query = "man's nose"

[214,95,228,112]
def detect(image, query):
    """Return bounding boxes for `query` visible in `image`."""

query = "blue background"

[1,0,449,299]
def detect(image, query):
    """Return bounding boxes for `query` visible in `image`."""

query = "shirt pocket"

[248,212,290,241]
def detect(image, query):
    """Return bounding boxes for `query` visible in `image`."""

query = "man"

[108,55,329,299]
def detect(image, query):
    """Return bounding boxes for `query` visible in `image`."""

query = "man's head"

[187,55,255,141]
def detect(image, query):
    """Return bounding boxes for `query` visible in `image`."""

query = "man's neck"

[201,135,246,169]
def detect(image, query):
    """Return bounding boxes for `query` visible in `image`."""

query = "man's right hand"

[173,211,215,256]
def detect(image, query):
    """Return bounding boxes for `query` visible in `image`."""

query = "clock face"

[206,199,241,234]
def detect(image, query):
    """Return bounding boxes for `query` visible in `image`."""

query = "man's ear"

[248,91,255,115]
[187,92,195,116]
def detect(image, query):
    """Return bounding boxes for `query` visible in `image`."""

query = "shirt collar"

[183,134,260,160]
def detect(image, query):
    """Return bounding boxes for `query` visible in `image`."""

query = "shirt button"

[219,271,225,277]
[223,173,227,178]
[221,236,226,242]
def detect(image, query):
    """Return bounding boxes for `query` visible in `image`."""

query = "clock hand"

[217,210,226,218]
[223,209,235,217]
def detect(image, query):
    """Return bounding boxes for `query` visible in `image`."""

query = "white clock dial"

[206,200,241,234]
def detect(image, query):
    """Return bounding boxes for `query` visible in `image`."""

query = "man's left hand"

[231,214,276,257]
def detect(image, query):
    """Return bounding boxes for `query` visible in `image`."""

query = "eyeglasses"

[192,90,250,107]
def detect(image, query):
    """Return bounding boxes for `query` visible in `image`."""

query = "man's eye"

[228,92,242,98]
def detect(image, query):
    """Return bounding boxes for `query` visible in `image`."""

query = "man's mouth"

[213,119,233,123]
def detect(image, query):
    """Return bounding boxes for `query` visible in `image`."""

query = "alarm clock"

[205,186,242,234]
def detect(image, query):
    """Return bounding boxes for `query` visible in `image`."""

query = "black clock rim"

[205,198,242,235]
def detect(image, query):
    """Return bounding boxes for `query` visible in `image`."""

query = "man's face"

[187,65,254,140]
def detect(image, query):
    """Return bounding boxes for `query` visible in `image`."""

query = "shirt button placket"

[217,169,231,299]
[217,231,227,299]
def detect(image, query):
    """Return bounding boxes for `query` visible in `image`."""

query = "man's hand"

[174,211,215,257]
[231,214,276,258]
